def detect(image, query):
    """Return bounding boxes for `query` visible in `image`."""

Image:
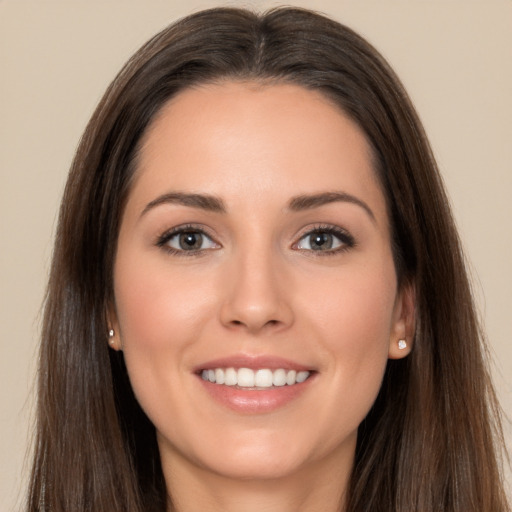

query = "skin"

[110,82,415,512]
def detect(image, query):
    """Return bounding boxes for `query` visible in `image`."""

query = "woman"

[26,7,510,512]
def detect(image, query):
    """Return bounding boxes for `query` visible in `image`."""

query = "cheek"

[302,259,397,422]
[308,259,397,345]
[114,254,214,349]
[112,253,217,405]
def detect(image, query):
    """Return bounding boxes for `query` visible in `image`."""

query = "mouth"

[200,367,311,389]
[194,356,316,413]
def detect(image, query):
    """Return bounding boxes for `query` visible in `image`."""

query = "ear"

[388,281,416,360]
[106,302,122,351]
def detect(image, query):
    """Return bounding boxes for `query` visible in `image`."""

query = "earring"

[108,329,115,347]
[398,339,407,350]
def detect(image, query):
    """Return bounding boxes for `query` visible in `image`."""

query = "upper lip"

[194,354,314,373]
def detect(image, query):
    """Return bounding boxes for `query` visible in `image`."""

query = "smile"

[201,367,311,388]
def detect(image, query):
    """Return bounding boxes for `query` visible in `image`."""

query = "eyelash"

[156,223,355,257]
[294,224,355,256]
[156,224,219,257]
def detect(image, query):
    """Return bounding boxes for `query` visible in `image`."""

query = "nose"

[219,248,294,334]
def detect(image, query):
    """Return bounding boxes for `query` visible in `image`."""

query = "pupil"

[311,232,332,250]
[179,232,202,250]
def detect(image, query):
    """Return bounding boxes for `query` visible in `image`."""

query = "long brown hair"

[27,7,510,511]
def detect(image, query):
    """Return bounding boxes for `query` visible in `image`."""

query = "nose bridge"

[219,234,293,333]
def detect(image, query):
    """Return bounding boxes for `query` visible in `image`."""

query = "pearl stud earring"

[398,339,407,350]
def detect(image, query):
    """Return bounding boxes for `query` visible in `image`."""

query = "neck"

[162,444,353,512]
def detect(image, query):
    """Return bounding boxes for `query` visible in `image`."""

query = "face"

[111,82,413,483]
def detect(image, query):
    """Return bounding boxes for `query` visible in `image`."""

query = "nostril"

[228,318,281,330]
[231,319,280,327]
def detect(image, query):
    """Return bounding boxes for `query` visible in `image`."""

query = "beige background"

[1,1,511,509]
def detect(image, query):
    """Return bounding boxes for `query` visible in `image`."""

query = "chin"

[207,454,307,481]
[190,432,322,482]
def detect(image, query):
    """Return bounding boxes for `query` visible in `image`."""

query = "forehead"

[130,81,386,220]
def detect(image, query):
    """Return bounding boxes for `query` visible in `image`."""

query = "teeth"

[237,368,255,387]
[201,367,311,387]
[272,368,287,386]
[296,370,310,383]
[215,368,225,385]
[225,367,237,385]
[255,369,273,388]
[286,370,296,386]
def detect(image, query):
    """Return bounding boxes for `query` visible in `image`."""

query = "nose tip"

[226,311,285,334]
[219,259,294,334]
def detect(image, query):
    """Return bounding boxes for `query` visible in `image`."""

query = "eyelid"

[156,223,221,254]
[292,224,355,253]
[155,222,354,256]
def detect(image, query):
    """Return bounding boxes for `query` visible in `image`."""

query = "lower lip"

[197,375,314,414]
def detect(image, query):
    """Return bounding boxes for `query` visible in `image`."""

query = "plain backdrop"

[1,1,511,509]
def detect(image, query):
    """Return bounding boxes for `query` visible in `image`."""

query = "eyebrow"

[140,190,375,222]
[288,192,375,222]
[141,192,227,217]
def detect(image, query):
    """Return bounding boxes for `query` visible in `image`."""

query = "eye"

[295,226,354,253]
[157,226,219,254]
